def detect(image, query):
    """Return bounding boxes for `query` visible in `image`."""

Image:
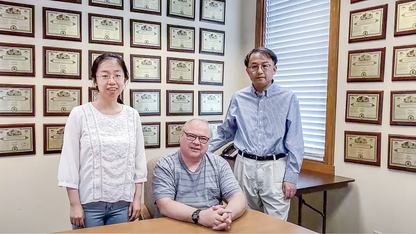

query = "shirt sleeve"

[218,156,242,201]
[209,95,239,152]
[153,157,176,201]
[134,112,147,183]
[57,107,82,189]
[283,94,305,184]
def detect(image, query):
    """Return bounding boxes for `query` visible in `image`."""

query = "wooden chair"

[139,155,162,220]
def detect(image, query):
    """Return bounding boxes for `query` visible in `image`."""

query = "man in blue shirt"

[209,47,304,220]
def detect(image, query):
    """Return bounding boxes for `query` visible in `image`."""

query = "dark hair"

[244,47,278,67]
[91,53,128,104]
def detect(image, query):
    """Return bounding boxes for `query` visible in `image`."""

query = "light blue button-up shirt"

[209,82,305,184]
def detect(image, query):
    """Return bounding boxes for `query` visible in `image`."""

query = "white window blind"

[265,0,330,161]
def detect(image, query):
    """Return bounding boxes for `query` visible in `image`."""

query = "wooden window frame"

[256,0,340,174]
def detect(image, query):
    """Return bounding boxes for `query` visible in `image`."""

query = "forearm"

[66,187,81,206]
[225,192,246,220]
[157,198,196,223]
[133,183,143,202]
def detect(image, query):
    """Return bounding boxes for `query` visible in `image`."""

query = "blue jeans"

[72,201,129,229]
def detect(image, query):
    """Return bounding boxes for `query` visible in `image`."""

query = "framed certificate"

[167,0,195,20]
[199,60,224,85]
[88,50,123,79]
[89,0,123,10]
[166,121,185,147]
[390,90,416,126]
[43,85,82,116]
[167,25,195,53]
[344,131,381,166]
[89,13,123,46]
[43,7,82,42]
[347,48,385,82]
[200,28,225,56]
[388,134,416,173]
[395,0,416,37]
[200,0,225,24]
[0,42,35,77]
[199,91,223,115]
[131,54,161,83]
[351,0,366,3]
[345,90,383,125]
[88,87,99,102]
[130,19,161,50]
[52,0,82,3]
[0,123,35,157]
[130,0,161,15]
[142,122,160,148]
[43,124,65,154]
[349,4,388,43]
[208,120,222,136]
[392,44,416,81]
[0,1,34,37]
[0,84,34,116]
[43,47,81,79]
[130,89,161,116]
[167,57,194,84]
[166,90,194,116]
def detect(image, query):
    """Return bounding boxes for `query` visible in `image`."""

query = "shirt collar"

[251,80,277,97]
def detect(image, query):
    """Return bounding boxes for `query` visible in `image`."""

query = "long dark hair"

[91,53,128,104]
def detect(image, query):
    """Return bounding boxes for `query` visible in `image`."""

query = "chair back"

[143,155,162,218]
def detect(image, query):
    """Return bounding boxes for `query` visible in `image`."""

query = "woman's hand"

[70,203,85,228]
[128,200,141,221]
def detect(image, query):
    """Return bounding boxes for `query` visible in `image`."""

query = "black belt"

[238,150,286,161]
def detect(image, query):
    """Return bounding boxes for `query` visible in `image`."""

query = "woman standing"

[58,54,147,229]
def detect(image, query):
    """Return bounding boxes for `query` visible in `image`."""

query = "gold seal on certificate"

[390,91,416,125]
[349,4,387,43]
[43,47,82,79]
[168,0,195,19]
[0,84,34,116]
[43,86,82,116]
[130,89,161,116]
[167,90,194,116]
[347,48,385,82]
[0,1,34,37]
[167,57,194,84]
[393,45,416,81]
[142,122,160,148]
[344,131,381,166]
[395,0,416,37]
[131,55,161,82]
[167,25,195,53]
[43,124,65,154]
[43,7,81,42]
[90,0,123,10]
[131,19,161,49]
[0,42,35,77]
[89,13,123,46]
[388,134,416,173]
[345,90,383,125]
[131,0,161,15]
[199,91,223,115]
[0,124,35,157]
[199,60,224,85]
[200,0,225,24]
[166,122,185,147]
[200,28,225,56]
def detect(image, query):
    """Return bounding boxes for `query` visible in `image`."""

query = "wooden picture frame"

[347,48,385,82]
[166,90,194,116]
[88,50,123,79]
[199,59,224,86]
[344,131,381,166]
[130,89,161,116]
[89,0,123,10]
[390,90,416,126]
[349,4,388,43]
[167,24,195,53]
[166,121,185,147]
[130,19,161,50]
[130,54,161,83]
[0,123,35,157]
[42,7,82,42]
[0,42,35,77]
[43,85,82,116]
[199,91,223,115]
[167,0,195,20]
[200,0,226,24]
[142,122,161,149]
[52,0,82,3]
[167,57,194,84]
[351,0,366,3]
[392,44,416,81]
[345,90,383,125]
[394,0,416,37]
[43,46,82,79]
[388,134,416,173]
[89,13,124,46]
[43,124,65,154]
[130,0,161,15]
[0,1,34,37]
[199,28,225,56]
[0,84,35,116]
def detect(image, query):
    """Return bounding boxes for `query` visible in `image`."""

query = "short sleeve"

[153,156,176,201]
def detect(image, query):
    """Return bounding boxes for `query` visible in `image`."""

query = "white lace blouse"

[57,103,147,204]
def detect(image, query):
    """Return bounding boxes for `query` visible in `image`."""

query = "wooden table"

[58,210,317,233]
[296,170,355,234]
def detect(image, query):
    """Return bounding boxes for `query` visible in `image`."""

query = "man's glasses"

[183,131,210,144]
[247,64,273,72]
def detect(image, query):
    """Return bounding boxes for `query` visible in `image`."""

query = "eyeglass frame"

[247,63,274,72]
[182,131,210,144]
[96,73,126,81]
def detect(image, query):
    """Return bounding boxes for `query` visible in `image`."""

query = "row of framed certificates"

[348,1,416,43]
[346,90,416,126]
[0,44,225,84]
[344,131,416,173]
[0,84,224,117]
[0,121,222,157]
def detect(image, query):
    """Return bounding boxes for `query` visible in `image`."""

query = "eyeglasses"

[97,74,125,81]
[247,64,273,72]
[183,131,210,144]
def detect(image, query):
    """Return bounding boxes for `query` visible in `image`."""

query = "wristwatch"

[192,209,201,224]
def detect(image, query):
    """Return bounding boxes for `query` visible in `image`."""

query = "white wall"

[0,0,256,232]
